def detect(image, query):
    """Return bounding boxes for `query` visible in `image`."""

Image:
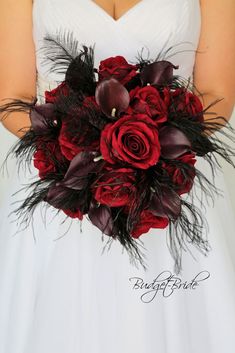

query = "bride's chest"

[32,0,201,80]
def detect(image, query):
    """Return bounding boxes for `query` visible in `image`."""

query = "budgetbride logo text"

[128,270,210,303]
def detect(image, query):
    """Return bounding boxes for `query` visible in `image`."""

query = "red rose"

[33,141,63,179]
[98,56,138,85]
[162,152,196,195]
[62,208,83,220]
[45,81,70,103]
[170,88,204,121]
[93,167,136,207]
[160,86,171,106]
[127,86,168,123]
[59,121,100,161]
[83,95,100,109]
[58,98,100,161]
[58,127,83,161]
[131,210,169,238]
[100,114,161,169]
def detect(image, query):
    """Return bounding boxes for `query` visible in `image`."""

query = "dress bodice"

[32,0,201,102]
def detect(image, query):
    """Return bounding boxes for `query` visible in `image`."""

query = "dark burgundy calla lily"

[45,184,72,209]
[60,151,104,190]
[149,185,181,221]
[45,183,85,214]
[30,103,56,134]
[88,199,115,236]
[140,60,179,86]
[95,77,130,118]
[159,125,192,159]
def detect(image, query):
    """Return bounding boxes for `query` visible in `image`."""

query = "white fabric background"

[0,1,235,353]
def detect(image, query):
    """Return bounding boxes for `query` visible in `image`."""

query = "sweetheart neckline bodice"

[32,0,201,102]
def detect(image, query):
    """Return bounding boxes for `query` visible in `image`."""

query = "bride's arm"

[193,0,235,127]
[0,0,36,138]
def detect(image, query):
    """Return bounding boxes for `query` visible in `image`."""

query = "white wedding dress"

[0,1,235,352]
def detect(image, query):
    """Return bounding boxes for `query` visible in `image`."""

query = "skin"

[194,0,235,129]
[0,0,235,138]
[0,0,36,138]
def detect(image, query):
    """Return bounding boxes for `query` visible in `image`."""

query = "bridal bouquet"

[1,32,235,273]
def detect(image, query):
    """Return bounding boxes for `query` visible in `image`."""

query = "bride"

[0,1,235,353]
